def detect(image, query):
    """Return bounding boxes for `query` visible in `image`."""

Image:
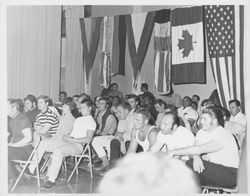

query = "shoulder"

[149,126,160,136]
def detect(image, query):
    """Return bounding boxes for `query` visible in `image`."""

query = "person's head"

[116,102,132,120]
[110,83,118,91]
[229,99,241,117]
[79,99,95,116]
[94,96,101,110]
[201,106,224,131]
[37,95,50,112]
[165,104,177,113]
[99,97,109,111]
[59,91,67,103]
[142,95,153,108]
[182,96,192,108]
[8,99,24,117]
[62,101,76,115]
[79,93,91,101]
[220,107,231,121]
[141,83,148,92]
[112,96,121,106]
[99,152,200,195]
[127,94,140,109]
[72,95,80,104]
[64,97,73,103]
[161,112,180,134]
[192,95,200,103]
[154,99,167,114]
[134,108,151,130]
[191,101,198,111]
[201,99,209,107]
[24,94,37,111]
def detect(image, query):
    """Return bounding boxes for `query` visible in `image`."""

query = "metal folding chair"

[67,143,93,182]
[10,137,41,192]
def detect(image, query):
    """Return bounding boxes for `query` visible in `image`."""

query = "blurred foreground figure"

[98,152,200,195]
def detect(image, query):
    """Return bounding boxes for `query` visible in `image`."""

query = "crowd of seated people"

[7,83,247,192]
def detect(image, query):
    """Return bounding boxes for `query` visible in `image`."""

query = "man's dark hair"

[192,95,200,101]
[116,102,132,111]
[59,91,67,97]
[229,99,241,107]
[202,106,224,127]
[141,83,148,90]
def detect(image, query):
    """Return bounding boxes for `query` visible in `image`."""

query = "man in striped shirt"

[33,95,59,144]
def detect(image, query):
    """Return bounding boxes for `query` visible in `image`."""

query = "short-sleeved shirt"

[195,126,239,168]
[25,106,40,125]
[229,112,247,127]
[9,112,32,143]
[156,126,195,152]
[35,108,59,135]
[70,115,97,138]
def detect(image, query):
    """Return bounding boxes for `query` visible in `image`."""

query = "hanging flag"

[205,5,245,112]
[79,17,102,94]
[99,16,113,88]
[126,12,155,91]
[154,9,171,95]
[171,6,206,84]
[111,15,126,76]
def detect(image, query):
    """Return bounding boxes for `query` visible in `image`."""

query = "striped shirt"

[35,108,59,135]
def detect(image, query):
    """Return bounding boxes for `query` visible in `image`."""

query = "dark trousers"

[125,141,143,153]
[186,159,238,188]
[110,139,121,163]
[8,145,33,180]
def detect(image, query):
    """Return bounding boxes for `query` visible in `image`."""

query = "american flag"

[205,5,245,112]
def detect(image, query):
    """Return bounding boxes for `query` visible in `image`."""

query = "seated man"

[8,99,33,187]
[169,106,239,188]
[150,111,195,160]
[92,97,117,170]
[229,99,247,127]
[23,94,40,125]
[41,99,97,189]
[127,108,159,153]
[108,83,123,100]
[33,95,59,144]
[25,101,76,176]
[154,99,167,128]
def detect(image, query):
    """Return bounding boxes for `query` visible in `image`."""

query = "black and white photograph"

[0,0,249,195]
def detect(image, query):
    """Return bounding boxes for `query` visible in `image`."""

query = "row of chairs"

[10,137,93,192]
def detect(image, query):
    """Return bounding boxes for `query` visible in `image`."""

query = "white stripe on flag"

[154,52,160,91]
[227,56,234,99]
[131,13,147,50]
[219,57,230,105]
[235,5,241,102]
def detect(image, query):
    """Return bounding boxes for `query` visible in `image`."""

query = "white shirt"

[229,112,247,127]
[156,126,195,152]
[195,126,239,168]
[70,115,96,138]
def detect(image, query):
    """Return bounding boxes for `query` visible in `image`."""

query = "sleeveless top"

[136,126,156,152]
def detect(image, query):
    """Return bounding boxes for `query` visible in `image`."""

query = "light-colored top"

[195,126,239,168]
[136,126,156,152]
[163,93,182,107]
[53,113,75,140]
[70,115,96,138]
[156,126,195,152]
[178,106,199,121]
[229,112,247,127]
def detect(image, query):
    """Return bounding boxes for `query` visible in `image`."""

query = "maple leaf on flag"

[177,30,196,58]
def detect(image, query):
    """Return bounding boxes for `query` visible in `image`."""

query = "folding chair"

[202,185,237,194]
[10,137,41,192]
[67,143,93,182]
[40,152,67,173]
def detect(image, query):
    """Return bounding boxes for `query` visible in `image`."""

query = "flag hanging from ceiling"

[171,6,206,84]
[125,12,155,91]
[205,5,245,112]
[99,16,113,88]
[79,17,102,94]
[154,9,171,95]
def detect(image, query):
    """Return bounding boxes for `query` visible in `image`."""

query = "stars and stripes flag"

[153,9,171,95]
[171,6,206,84]
[205,5,245,112]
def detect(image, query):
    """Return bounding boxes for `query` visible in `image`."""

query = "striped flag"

[205,5,245,112]
[126,12,155,91]
[171,6,206,84]
[154,9,171,95]
[99,16,113,88]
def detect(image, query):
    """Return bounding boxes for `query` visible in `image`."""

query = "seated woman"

[169,106,239,188]
[41,99,97,189]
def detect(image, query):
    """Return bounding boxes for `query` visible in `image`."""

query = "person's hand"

[193,156,205,173]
